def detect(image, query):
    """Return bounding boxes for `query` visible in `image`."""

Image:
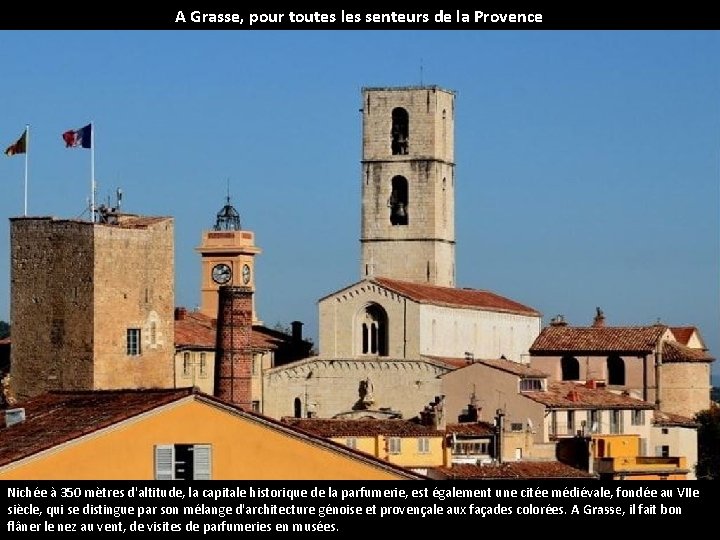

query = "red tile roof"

[0,388,195,467]
[530,325,667,354]
[0,389,426,479]
[670,327,697,346]
[435,461,594,479]
[446,422,495,436]
[174,309,292,352]
[522,381,654,409]
[429,356,548,377]
[662,340,714,363]
[653,410,698,428]
[280,417,445,438]
[373,277,541,316]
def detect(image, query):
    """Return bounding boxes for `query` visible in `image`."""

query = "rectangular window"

[453,441,489,455]
[632,409,645,426]
[519,378,543,392]
[126,328,141,356]
[510,422,524,432]
[567,410,575,435]
[346,438,357,449]
[418,437,430,454]
[655,445,670,458]
[183,352,191,376]
[550,411,557,436]
[661,427,669,435]
[251,401,260,413]
[610,410,622,434]
[154,444,211,480]
[387,437,402,454]
[199,353,207,377]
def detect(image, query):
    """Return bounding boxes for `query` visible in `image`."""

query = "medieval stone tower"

[360,86,456,287]
[9,214,175,400]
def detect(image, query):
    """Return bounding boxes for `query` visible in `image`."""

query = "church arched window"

[357,303,389,356]
[391,107,409,155]
[388,175,408,226]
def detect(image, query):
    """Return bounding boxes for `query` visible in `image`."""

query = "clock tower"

[196,196,261,323]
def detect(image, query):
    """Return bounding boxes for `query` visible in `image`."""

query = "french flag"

[62,123,92,148]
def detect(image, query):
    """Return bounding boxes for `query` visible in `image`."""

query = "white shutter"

[155,445,175,480]
[193,444,212,480]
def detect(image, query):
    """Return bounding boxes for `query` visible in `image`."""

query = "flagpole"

[24,124,29,216]
[90,121,95,222]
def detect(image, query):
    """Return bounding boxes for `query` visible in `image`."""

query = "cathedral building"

[263,85,542,421]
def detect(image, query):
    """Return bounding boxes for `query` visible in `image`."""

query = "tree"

[695,403,720,480]
[0,320,9,340]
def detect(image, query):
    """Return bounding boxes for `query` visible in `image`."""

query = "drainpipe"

[642,354,648,402]
[495,408,505,464]
[403,298,407,359]
[655,341,663,410]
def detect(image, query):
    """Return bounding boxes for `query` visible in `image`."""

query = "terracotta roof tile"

[522,381,654,409]
[652,410,699,428]
[446,422,496,436]
[281,417,445,438]
[662,340,714,363]
[174,309,291,352]
[0,388,194,467]
[0,389,426,479]
[530,325,667,353]
[429,356,548,377]
[669,327,696,346]
[373,277,541,316]
[436,461,595,479]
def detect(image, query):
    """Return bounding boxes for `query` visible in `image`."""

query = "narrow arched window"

[607,354,625,385]
[294,398,302,418]
[389,175,408,225]
[391,107,409,155]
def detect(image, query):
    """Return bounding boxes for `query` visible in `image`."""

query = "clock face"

[211,263,232,285]
[242,264,251,285]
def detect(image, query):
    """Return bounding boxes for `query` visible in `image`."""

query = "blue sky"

[1,30,718,381]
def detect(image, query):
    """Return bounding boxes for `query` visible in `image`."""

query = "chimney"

[174,307,187,321]
[585,379,597,390]
[214,286,254,409]
[291,320,303,343]
[592,307,605,328]
[550,315,568,327]
[5,407,26,427]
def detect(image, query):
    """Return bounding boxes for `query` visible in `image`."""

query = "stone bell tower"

[360,85,456,287]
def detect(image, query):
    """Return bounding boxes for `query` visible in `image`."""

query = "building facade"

[9,214,175,401]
